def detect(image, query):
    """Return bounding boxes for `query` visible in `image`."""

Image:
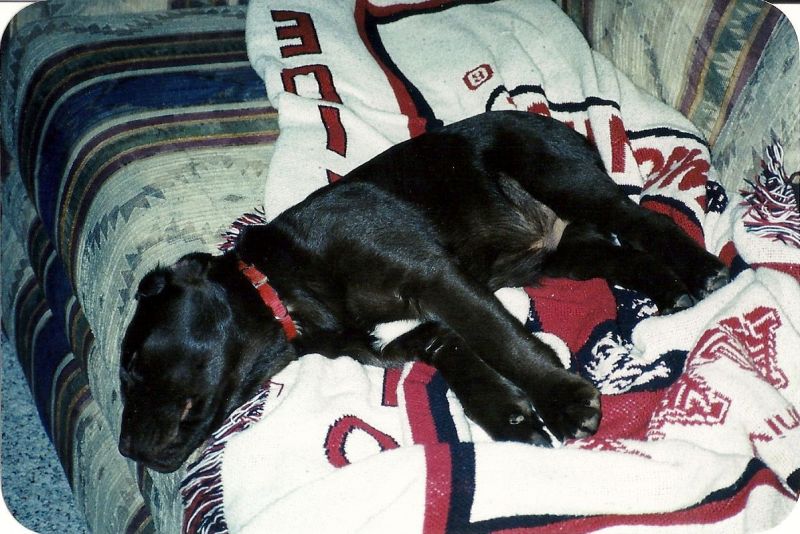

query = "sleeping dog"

[118,110,728,473]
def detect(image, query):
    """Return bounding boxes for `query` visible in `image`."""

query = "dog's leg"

[243,185,600,441]
[406,265,601,442]
[484,144,729,302]
[382,322,554,445]
[541,222,696,313]
[595,199,729,302]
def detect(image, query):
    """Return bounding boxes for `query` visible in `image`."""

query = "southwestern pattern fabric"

[0,1,797,533]
[2,3,273,532]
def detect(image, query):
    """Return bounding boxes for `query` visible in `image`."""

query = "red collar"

[238,260,298,341]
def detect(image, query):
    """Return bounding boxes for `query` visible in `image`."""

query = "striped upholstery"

[557,0,799,192]
[1,1,796,533]
[2,3,275,533]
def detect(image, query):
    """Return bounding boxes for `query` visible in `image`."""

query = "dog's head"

[118,252,295,473]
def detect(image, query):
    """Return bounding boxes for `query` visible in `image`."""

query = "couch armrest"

[558,0,799,192]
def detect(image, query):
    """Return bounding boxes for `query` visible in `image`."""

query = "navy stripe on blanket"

[441,458,787,532]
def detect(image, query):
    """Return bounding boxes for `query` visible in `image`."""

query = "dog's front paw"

[462,385,553,447]
[533,370,601,441]
[657,265,731,315]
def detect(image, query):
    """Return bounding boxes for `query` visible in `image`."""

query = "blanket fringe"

[218,207,268,252]
[181,383,273,534]
[740,141,800,248]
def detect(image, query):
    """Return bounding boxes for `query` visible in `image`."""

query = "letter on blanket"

[609,114,627,173]
[324,416,400,468]
[272,10,349,177]
[319,105,347,157]
[271,10,321,58]
[281,64,342,103]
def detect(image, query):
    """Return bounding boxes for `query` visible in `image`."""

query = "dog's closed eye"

[120,363,142,385]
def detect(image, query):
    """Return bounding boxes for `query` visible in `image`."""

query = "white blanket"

[181,1,800,532]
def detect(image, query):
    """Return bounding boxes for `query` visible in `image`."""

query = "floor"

[1,334,88,533]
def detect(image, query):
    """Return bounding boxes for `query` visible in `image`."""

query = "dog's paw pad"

[702,266,730,295]
[534,372,601,441]
[660,292,696,315]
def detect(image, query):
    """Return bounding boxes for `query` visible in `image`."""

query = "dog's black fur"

[119,111,728,472]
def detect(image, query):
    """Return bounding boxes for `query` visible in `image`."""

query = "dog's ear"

[172,252,215,284]
[136,268,170,299]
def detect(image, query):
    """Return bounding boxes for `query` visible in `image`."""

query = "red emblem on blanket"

[694,306,785,388]
[648,306,785,438]
[463,64,493,90]
[648,373,731,437]
[635,145,709,194]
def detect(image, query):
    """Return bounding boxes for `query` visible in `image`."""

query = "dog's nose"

[119,433,158,465]
[118,433,136,459]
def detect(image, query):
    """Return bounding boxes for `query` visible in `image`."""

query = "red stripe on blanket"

[404,363,440,444]
[401,363,455,533]
[423,443,453,534]
[641,199,705,248]
[354,0,437,137]
[525,278,615,354]
[752,263,800,282]
[360,0,453,18]
[382,367,402,407]
[718,241,738,267]
[493,464,792,533]
[609,114,627,173]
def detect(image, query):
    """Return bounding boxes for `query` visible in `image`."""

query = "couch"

[1,1,797,532]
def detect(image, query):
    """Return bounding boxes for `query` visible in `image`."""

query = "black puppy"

[119,110,728,473]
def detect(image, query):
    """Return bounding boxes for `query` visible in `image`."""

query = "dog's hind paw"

[659,292,696,315]
[683,259,731,302]
[699,265,730,298]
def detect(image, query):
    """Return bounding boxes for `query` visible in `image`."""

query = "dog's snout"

[118,432,135,459]
[119,429,183,472]
[119,416,166,462]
